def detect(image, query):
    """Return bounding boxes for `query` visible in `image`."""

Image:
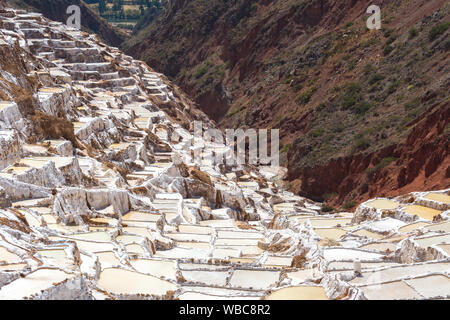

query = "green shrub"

[354,135,371,150]
[408,27,418,39]
[280,144,291,153]
[341,83,362,109]
[195,66,208,79]
[323,192,339,201]
[366,157,397,174]
[321,204,336,213]
[353,100,372,115]
[296,87,316,105]
[344,22,354,28]
[310,128,325,138]
[343,201,357,210]
[387,80,401,94]
[383,44,394,55]
[404,97,420,110]
[429,22,450,41]
[369,74,385,85]
[227,106,244,117]
[363,63,376,75]
[293,83,303,92]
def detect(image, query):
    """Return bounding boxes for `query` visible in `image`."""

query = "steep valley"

[123,0,449,207]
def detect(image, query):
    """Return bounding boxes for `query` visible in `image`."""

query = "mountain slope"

[123,0,450,207]
[6,0,126,46]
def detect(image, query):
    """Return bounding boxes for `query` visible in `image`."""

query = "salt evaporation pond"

[266,286,328,300]
[97,268,177,296]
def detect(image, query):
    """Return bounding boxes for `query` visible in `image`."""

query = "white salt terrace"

[0,6,449,300]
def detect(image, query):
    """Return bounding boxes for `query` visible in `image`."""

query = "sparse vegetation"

[366,157,397,174]
[353,135,371,151]
[369,74,385,85]
[195,66,209,79]
[309,128,325,138]
[341,83,362,110]
[321,204,336,213]
[408,27,418,39]
[296,87,316,105]
[323,192,339,201]
[343,201,356,210]
[280,144,291,153]
[429,22,450,41]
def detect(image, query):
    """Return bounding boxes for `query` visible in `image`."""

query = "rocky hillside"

[123,0,450,208]
[5,0,126,46]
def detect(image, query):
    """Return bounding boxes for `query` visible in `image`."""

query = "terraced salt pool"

[215,238,260,246]
[229,257,255,264]
[0,263,27,271]
[365,199,399,210]
[361,281,421,300]
[48,236,114,252]
[122,211,160,222]
[264,256,293,267]
[181,270,229,286]
[266,286,328,300]
[176,241,211,250]
[19,156,73,168]
[166,233,211,242]
[353,229,385,240]
[97,268,177,296]
[360,242,397,252]
[425,221,450,233]
[286,269,316,284]
[0,247,21,263]
[212,248,241,259]
[199,220,236,227]
[415,234,450,248]
[63,232,111,242]
[327,261,400,271]
[217,230,263,239]
[125,244,148,255]
[309,218,352,228]
[314,228,346,240]
[37,249,67,259]
[116,234,143,245]
[155,247,210,260]
[229,270,280,289]
[177,292,257,300]
[46,223,85,234]
[437,244,450,256]
[122,221,156,229]
[0,268,74,299]
[96,252,121,267]
[403,205,441,220]
[350,262,450,286]
[323,248,383,261]
[215,245,263,256]
[423,193,450,204]
[405,274,450,299]
[122,227,152,238]
[398,222,430,233]
[130,259,176,280]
